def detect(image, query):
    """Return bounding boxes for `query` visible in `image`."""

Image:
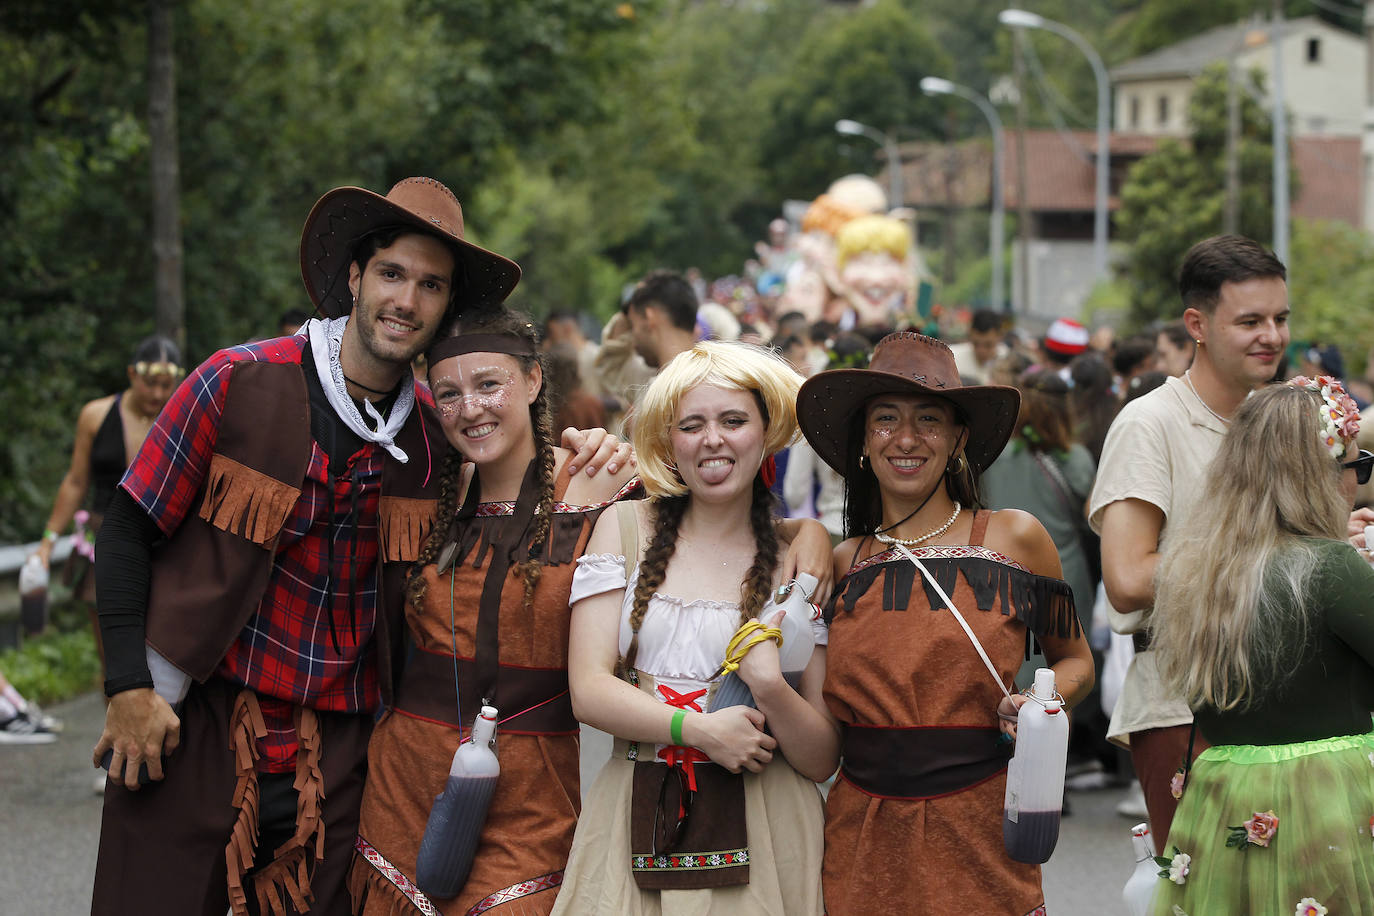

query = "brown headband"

[427,333,536,364]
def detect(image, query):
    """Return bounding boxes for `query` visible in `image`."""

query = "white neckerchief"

[306,316,414,463]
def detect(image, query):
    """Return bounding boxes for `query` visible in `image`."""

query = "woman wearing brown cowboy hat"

[796,331,1094,915]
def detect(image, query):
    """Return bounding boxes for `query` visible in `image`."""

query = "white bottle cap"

[1131,822,1150,838]
[1032,667,1056,700]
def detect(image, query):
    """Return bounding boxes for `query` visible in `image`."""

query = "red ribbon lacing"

[656,685,710,808]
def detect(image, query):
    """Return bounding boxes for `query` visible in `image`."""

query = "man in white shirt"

[948,308,1007,383]
[1090,234,1288,853]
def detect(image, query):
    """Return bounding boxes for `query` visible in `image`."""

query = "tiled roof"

[888,129,1362,226]
[1109,16,1323,82]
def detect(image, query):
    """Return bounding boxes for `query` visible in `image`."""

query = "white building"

[1111,16,1365,139]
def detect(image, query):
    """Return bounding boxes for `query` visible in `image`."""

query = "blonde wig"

[835,214,912,270]
[1150,384,1351,711]
[632,341,803,498]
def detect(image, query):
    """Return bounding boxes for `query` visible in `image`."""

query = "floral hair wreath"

[1288,375,1360,459]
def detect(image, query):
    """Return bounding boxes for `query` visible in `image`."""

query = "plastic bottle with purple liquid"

[415,705,500,898]
[1002,668,1069,864]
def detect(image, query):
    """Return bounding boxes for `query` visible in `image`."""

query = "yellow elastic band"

[719,620,783,675]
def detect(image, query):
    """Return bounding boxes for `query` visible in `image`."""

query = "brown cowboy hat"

[299,177,521,319]
[797,331,1020,475]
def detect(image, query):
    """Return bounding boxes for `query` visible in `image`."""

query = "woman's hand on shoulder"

[685,706,776,774]
[985,508,1064,579]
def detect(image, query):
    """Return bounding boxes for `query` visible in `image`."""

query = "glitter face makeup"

[428,353,540,469]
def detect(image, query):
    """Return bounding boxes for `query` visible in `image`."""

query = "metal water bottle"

[1002,668,1069,864]
[710,573,819,710]
[1122,822,1160,916]
[415,705,500,898]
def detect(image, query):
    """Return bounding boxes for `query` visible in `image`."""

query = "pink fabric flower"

[1170,770,1185,800]
[1244,810,1279,847]
[1296,898,1328,916]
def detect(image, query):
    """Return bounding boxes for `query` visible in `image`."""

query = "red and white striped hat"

[1044,318,1090,356]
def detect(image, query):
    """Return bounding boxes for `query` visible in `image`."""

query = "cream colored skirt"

[552,755,825,915]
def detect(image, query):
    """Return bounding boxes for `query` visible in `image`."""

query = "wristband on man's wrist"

[42,529,60,544]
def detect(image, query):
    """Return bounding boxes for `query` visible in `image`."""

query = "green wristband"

[670,709,687,746]
[43,529,59,543]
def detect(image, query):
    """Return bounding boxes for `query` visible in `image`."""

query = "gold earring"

[858,454,868,468]
[1195,339,1203,346]
[946,454,967,475]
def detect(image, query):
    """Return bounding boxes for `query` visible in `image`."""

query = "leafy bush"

[1,607,100,705]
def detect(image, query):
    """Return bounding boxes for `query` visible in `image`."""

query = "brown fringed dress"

[821,511,1077,916]
[349,473,639,916]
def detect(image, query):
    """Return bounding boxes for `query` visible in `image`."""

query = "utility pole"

[1270,0,1290,266]
[1013,33,1031,315]
[148,0,185,351]
[942,108,958,291]
[1224,55,1240,235]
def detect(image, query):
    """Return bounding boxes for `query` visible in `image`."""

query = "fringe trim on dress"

[198,454,300,547]
[380,496,438,562]
[831,555,1079,642]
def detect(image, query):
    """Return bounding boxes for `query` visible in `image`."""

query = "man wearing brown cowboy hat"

[88,178,627,915]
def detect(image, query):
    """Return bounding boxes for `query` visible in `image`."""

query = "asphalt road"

[2,692,1139,915]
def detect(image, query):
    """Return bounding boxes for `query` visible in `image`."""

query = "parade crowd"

[12,175,1374,916]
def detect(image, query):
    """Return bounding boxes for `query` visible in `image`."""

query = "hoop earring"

[946,453,967,476]
[858,454,868,469]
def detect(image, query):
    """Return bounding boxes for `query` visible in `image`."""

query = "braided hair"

[617,341,800,675]
[408,308,556,614]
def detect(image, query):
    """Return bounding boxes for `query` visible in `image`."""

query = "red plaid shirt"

[122,335,423,772]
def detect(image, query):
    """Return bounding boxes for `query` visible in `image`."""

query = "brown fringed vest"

[143,358,442,706]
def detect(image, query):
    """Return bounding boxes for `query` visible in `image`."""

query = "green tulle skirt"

[1150,729,1374,916]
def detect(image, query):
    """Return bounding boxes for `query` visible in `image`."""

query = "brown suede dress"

[821,511,1077,916]
[350,474,637,916]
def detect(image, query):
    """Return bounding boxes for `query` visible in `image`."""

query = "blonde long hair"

[1151,384,1350,711]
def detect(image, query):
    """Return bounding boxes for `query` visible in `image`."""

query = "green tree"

[1113,62,1292,326]
[1288,220,1374,377]
[758,0,952,203]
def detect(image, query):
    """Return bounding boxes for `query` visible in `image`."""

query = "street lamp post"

[835,118,904,209]
[920,76,1006,312]
[998,8,1110,284]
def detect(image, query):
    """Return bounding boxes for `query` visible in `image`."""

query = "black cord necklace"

[343,373,394,396]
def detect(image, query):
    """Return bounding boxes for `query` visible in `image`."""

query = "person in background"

[543,310,604,400]
[983,369,1108,776]
[548,343,608,435]
[949,308,1008,385]
[594,270,701,422]
[1148,379,1374,914]
[1152,320,1193,378]
[783,332,871,541]
[279,309,311,337]
[797,331,1093,915]
[1069,351,1117,467]
[0,669,61,744]
[1111,336,1157,393]
[31,335,183,660]
[1040,318,1090,382]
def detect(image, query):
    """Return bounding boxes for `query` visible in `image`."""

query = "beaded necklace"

[873,501,962,547]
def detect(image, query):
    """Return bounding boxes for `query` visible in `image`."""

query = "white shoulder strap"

[893,543,1013,702]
